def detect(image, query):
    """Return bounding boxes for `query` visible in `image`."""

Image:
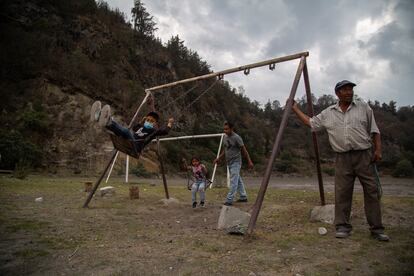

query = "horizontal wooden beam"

[145,51,309,93]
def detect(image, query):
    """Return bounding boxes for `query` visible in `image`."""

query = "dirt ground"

[138,175,414,196]
[0,175,413,275]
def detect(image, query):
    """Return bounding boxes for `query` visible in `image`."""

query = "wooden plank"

[303,59,325,206]
[156,137,169,199]
[145,52,309,93]
[110,134,140,159]
[247,56,306,235]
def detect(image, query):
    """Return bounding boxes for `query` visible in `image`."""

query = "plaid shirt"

[310,99,380,153]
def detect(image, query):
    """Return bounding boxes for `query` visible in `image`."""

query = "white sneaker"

[98,105,111,127]
[90,101,102,122]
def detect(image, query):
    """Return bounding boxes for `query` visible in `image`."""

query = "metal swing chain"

[137,80,218,155]
[157,78,220,119]
[157,82,200,111]
[180,78,219,114]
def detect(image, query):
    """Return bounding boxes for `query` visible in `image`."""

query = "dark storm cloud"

[107,0,414,106]
[360,0,414,75]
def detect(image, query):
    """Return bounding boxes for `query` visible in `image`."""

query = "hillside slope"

[0,0,274,175]
[1,0,413,177]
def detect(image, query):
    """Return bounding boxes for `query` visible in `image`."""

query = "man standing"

[214,121,254,206]
[290,80,389,241]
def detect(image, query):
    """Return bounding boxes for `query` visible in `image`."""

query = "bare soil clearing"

[0,175,413,275]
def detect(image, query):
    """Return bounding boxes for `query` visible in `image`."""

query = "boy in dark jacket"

[90,101,174,154]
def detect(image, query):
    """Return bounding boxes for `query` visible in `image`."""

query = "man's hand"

[291,99,298,110]
[373,149,382,163]
[213,158,219,164]
[286,99,297,110]
[286,98,311,127]
[247,160,254,169]
[372,133,382,163]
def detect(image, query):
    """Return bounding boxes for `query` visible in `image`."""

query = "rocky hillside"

[0,0,270,175]
[1,0,413,177]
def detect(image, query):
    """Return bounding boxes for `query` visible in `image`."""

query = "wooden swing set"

[104,133,229,188]
[83,51,326,235]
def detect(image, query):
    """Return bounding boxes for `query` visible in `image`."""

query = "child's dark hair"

[224,121,234,128]
[146,111,159,122]
[191,156,200,163]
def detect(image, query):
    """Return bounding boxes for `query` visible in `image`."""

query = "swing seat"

[110,134,140,159]
[187,175,213,191]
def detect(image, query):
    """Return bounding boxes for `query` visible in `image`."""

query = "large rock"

[217,206,251,234]
[310,204,335,224]
[100,186,115,197]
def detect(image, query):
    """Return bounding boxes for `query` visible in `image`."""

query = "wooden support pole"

[210,133,224,187]
[125,155,129,183]
[303,59,325,206]
[128,92,152,128]
[83,150,118,208]
[105,151,119,183]
[156,137,169,199]
[246,56,306,235]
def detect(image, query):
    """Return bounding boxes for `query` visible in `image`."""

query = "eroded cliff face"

[35,82,161,175]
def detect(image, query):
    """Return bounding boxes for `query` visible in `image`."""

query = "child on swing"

[189,157,208,208]
[90,100,174,155]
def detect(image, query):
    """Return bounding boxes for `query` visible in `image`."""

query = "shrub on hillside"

[13,159,32,180]
[20,108,50,133]
[131,163,152,178]
[392,159,413,178]
[0,130,42,170]
[275,150,299,173]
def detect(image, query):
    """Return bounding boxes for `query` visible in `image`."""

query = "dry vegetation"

[0,175,413,275]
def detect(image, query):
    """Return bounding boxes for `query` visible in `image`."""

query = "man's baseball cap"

[335,80,356,92]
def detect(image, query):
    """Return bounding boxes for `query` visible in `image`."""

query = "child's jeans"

[106,119,135,140]
[191,180,206,203]
[106,119,144,152]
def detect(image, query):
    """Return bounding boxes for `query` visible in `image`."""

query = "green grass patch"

[14,248,49,258]
[5,219,50,233]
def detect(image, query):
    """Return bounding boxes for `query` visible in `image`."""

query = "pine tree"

[131,0,157,39]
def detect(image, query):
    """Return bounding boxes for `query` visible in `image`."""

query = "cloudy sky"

[107,0,414,106]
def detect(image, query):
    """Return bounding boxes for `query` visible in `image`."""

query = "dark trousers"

[106,120,143,153]
[106,119,135,140]
[334,149,384,234]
